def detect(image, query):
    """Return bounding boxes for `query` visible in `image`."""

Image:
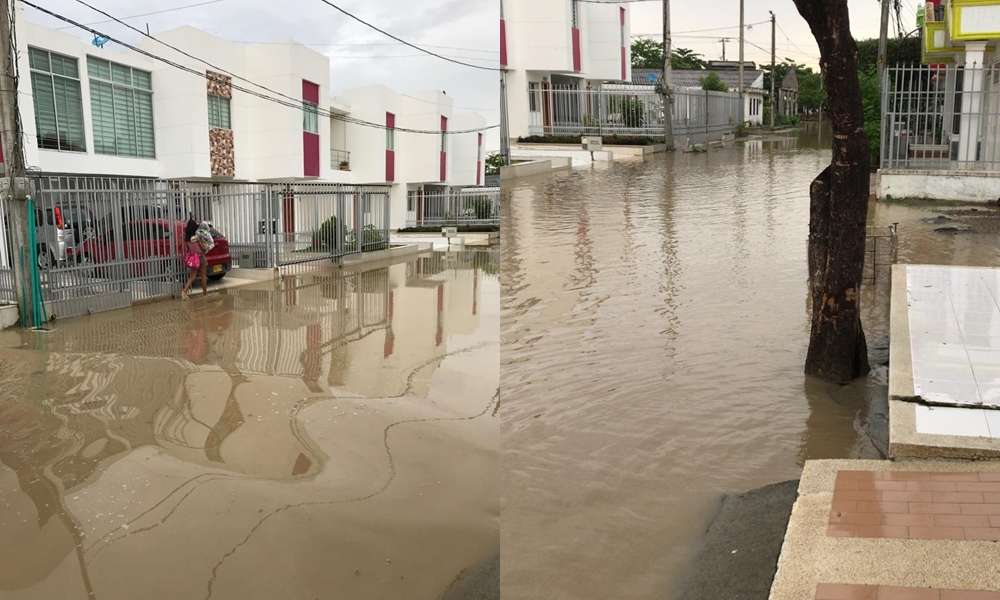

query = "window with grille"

[87,56,155,158]
[208,94,231,129]
[303,102,319,133]
[29,47,86,152]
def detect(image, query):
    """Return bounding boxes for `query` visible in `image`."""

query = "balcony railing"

[331,148,350,171]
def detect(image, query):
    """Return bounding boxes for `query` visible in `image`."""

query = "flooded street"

[0,251,498,600]
[500,126,1000,600]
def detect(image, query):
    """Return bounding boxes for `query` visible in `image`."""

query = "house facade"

[636,61,766,126]
[878,0,1000,202]
[501,0,631,139]
[11,16,486,230]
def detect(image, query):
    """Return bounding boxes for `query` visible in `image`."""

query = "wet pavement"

[0,250,499,600]
[500,124,1000,600]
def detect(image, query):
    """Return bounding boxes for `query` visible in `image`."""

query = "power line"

[20,0,497,135]
[54,0,226,30]
[225,39,499,54]
[774,20,812,58]
[313,0,500,72]
[632,19,770,38]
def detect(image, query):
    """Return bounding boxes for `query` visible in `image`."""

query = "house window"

[28,47,85,152]
[207,94,230,129]
[87,56,154,157]
[385,112,395,150]
[303,101,319,133]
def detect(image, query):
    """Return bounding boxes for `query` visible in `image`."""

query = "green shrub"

[700,72,729,92]
[310,216,343,251]
[346,224,386,251]
[858,67,882,167]
[485,152,503,175]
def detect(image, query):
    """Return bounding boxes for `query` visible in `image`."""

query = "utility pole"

[877,0,891,82]
[662,0,674,149]
[0,0,33,327]
[738,0,744,126]
[720,37,726,61]
[769,11,776,128]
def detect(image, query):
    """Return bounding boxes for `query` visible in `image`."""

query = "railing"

[3,174,391,320]
[526,83,742,143]
[331,148,350,171]
[865,224,898,284]
[405,187,500,228]
[881,64,1000,171]
[0,189,13,304]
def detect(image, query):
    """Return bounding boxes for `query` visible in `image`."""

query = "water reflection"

[0,250,499,600]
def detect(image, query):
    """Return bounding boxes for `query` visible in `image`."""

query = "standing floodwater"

[0,251,498,600]
[500,127,1000,600]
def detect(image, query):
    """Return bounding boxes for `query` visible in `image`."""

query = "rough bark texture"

[793,0,871,383]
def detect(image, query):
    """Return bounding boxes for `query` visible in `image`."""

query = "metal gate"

[15,174,391,320]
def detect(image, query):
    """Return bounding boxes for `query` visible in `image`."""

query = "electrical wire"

[22,0,496,135]
[54,0,226,30]
[313,0,500,72]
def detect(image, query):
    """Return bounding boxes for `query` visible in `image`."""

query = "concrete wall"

[505,0,574,74]
[878,169,1000,202]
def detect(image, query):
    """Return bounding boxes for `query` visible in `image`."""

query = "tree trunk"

[793,0,871,383]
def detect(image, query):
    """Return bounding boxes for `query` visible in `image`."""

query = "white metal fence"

[526,84,742,142]
[881,64,1000,171]
[0,174,391,321]
[405,187,500,228]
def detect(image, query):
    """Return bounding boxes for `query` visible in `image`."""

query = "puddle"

[0,251,498,600]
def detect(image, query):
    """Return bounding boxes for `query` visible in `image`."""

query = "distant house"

[631,61,765,126]
[778,70,799,119]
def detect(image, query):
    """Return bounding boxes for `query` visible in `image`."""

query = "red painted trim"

[301,80,319,104]
[476,161,482,185]
[500,19,507,67]
[571,27,581,72]
[619,6,625,25]
[440,115,447,182]
[621,47,626,81]
[477,132,483,185]
[386,112,395,182]
[303,132,319,177]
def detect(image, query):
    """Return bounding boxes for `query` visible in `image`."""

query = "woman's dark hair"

[185,217,198,240]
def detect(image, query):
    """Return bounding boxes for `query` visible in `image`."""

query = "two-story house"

[12,16,487,230]
[501,0,631,139]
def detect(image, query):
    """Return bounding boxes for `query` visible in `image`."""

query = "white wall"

[450,110,487,187]
[505,0,574,74]
[583,3,629,82]
[18,19,166,177]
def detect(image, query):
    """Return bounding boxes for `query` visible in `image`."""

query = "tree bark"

[793,0,871,383]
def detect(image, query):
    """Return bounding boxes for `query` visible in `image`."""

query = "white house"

[637,61,766,126]
[9,15,486,230]
[501,0,631,139]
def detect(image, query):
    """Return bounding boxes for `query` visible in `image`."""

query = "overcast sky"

[630,0,917,70]
[22,0,500,149]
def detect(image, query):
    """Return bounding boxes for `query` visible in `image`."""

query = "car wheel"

[35,245,53,270]
[208,273,226,281]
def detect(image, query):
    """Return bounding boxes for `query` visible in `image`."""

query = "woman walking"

[181,216,208,299]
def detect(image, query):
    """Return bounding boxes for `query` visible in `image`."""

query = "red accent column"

[302,80,319,177]
[476,132,483,186]
[385,112,395,182]
[571,27,581,72]
[439,115,447,182]
[500,19,507,67]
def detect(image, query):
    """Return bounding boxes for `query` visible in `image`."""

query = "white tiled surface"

[914,405,992,438]
[907,265,1000,409]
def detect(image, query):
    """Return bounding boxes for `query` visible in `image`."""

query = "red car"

[72,219,231,280]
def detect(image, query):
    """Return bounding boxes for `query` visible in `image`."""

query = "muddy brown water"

[0,251,498,600]
[500,126,1000,600]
